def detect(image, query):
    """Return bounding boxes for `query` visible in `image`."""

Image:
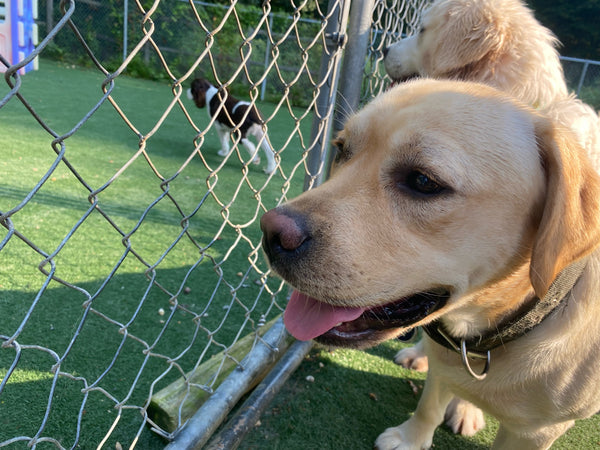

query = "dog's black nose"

[260,208,310,261]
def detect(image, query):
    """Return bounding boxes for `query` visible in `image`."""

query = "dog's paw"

[218,148,230,157]
[444,397,485,436]
[394,346,429,372]
[264,164,277,174]
[375,424,432,450]
[252,156,261,165]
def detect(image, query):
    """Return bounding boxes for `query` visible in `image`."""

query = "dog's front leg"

[375,372,452,450]
[394,338,429,372]
[241,138,261,166]
[247,125,276,173]
[254,129,277,174]
[215,124,231,157]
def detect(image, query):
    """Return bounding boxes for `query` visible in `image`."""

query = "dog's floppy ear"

[428,4,508,78]
[530,117,600,297]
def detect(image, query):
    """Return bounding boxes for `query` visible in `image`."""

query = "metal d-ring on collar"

[436,326,490,381]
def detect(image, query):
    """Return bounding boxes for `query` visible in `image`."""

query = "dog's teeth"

[335,322,343,327]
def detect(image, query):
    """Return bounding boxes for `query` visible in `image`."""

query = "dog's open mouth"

[284,289,449,346]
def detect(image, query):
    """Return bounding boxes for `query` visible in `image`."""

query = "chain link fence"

[0,0,424,448]
[561,56,600,109]
[3,1,597,448]
[42,0,333,107]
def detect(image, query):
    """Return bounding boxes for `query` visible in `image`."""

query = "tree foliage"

[211,0,329,18]
[527,0,600,60]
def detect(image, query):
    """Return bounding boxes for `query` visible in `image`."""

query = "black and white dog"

[187,78,277,174]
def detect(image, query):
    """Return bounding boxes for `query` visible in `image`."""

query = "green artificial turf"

[241,339,600,449]
[0,59,309,448]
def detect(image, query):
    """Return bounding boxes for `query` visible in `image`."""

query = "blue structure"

[0,0,38,74]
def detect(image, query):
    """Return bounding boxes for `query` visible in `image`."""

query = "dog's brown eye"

[406,171,443,195]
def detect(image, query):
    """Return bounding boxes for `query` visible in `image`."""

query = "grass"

[241,339,600,449]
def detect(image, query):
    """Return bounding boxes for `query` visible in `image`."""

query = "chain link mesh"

[0,0,405,447]
[561,56,600,109]
[0,0,347,447]
[1,0,598,448]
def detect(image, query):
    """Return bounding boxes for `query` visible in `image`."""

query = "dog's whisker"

[334,92,356,124]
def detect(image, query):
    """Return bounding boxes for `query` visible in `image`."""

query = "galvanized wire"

[0,0,355,447]
[4,0,596,448]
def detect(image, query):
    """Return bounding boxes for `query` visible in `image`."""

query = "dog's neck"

[425,257,588,355]
[205,84,219,109]
[441,263,534,337]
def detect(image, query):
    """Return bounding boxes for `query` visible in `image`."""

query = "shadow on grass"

[242,336,600,449]
[241,342,492,450]
[0,257,283,449]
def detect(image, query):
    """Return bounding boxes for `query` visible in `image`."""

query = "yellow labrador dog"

[384,0,599,159]
[261,79,600,449]
[384,0,600,377]
[383,0,564,106]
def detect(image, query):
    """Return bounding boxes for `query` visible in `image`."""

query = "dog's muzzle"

[260,207,450,348]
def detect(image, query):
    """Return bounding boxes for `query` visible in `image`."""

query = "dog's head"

[384,0,546,84]
[261,79,600,348]
[187,78,213,108]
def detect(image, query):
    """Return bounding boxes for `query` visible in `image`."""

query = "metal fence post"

[123,0,129,62]
[46,0,54,33]
[203,339,314,449]
[303,0,352,191]
[260,13,273,101]
[577,61,590,96]
[327,0,376,173]
[164,319,293,450]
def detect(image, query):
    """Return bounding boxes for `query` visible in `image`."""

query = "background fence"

[561,55,600,108]
[38,0,600,109]
[0,0,424,448]
[1,1,599,449]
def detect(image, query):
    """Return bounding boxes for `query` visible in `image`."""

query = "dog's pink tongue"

[284,290,365,341]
